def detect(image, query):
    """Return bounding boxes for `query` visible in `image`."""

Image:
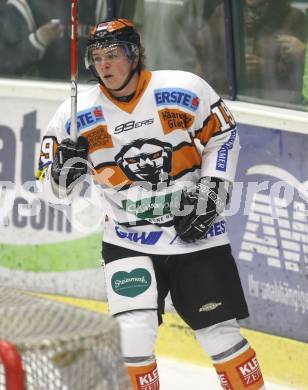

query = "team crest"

[115,138,173,187]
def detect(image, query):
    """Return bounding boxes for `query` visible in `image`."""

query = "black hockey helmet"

[85,19,141,74]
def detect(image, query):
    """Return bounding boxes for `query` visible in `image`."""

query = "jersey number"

[39,136,58,165]
[212,101,236,131]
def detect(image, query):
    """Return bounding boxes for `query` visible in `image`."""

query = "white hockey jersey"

[37,70,240,254]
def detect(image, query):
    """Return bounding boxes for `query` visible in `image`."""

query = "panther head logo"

[115,138,173,185]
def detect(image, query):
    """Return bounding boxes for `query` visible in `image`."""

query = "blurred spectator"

[243,0,306,100]
[196,0,227,93]
[0,0,107,80]
[196,0,306,102]
[125,0,205,72]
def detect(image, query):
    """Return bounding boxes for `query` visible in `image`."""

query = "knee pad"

[115,309,159,358]
[195,318,246,358]
[104,256,158,315]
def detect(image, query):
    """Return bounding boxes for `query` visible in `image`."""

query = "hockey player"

[37,18,265,390]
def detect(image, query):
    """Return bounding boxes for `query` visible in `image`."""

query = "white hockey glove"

[173,177,229,242]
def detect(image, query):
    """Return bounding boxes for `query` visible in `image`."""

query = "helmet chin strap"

[99,61,138,94]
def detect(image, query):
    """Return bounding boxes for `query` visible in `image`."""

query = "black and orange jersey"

[37,69,239,254]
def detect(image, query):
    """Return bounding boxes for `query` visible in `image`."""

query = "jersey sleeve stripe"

[195,114,222,145]
[171,144,202,177]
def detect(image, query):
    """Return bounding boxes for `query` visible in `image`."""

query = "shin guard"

[214,346,264,389]
[126,360,159,390]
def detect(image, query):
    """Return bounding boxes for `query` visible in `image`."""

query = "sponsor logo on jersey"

[216,129,237,172]
[158,108,195,134]
[82,125,113,153]
[203,220,226,238]
[154,88,200,112]
[217,372,233,390]
[136,367,159,390]
[115,226,163,245]
[114,118,154,134]
[236,354,262,386]
[122,191,182,221]
[65,105,105,134]
[111,268,152,297]
[199,302,222,312]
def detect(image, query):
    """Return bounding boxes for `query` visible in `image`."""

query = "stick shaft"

[70,0,78,142]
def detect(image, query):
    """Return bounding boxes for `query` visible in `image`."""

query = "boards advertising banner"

[0,96,105,299]
[228,124,308,342]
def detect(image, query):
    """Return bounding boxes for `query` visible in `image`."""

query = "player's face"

[92,46,135,90]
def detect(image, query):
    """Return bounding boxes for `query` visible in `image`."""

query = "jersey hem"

[102,236,230,255]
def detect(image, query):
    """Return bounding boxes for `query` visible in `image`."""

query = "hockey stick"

[70,0,78,142]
